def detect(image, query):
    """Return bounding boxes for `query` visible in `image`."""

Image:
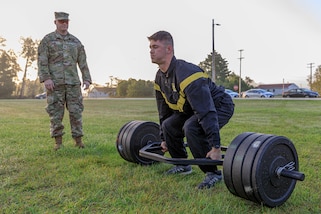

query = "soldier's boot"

[74,137,85,148]
[54,136,63,151]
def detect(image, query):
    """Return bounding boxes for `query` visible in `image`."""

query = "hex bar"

[139,141,224,166]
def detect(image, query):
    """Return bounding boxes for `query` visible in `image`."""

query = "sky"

[1,0,321,88]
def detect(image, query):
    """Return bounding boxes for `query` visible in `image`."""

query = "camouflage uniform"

[38,28,92,139]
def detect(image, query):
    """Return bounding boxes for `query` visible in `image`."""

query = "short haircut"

[148,31,174,47]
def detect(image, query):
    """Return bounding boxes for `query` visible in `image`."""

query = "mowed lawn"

[0,98,320,213]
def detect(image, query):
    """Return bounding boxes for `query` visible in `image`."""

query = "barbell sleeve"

[277,168,305,181]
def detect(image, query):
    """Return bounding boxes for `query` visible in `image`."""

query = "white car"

[35,92,47,99]
[242,89,274,98]
[225,89,239,98]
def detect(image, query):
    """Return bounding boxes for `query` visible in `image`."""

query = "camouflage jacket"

[38,31,92,85]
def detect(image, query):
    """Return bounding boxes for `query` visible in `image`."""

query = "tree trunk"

[19,56,29,98]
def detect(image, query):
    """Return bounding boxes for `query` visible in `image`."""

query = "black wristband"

[214,144,220,149]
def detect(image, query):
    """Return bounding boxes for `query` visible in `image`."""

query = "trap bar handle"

[139,142,225,166]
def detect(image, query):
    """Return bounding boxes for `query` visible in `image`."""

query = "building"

[257,83,299,96]
[84,86,116,98]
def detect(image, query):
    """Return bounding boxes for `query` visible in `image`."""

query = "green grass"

[0,98,320,213]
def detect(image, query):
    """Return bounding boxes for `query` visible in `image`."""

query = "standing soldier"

[38,12,92,151]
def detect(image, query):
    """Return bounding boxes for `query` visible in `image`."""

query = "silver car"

[242,89,274,98]
[225,89,239,98]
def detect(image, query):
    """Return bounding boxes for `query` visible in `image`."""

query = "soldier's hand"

[160,141,168,153]
[206,147,222,160]
[83,81,90,90]
[44,79,54,91]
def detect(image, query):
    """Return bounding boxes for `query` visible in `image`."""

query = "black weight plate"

[231,133,267,200]
[223,132,255,196]
[116,120,140,163]
[252,136,298,207]
[116,120,163,165]
[116,120,131,161]
[123,120,145,163]
[241,133,274,204]
[116,121,128,160]
[129,121,163,165]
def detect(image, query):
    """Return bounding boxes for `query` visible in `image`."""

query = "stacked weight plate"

[223,132,299,207]
[116,120,162,165]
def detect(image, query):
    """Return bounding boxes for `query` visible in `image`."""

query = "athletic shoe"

[165,165,192,175]
[198,172,222,189]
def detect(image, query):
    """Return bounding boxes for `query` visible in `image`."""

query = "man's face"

[55,19,69,32]
[149,40,168,65]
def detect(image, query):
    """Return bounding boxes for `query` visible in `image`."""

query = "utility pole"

[307,63,314,90]
[212,19,220,82]
[238,49,244,97]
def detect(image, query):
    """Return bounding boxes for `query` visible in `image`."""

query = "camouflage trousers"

[46,84,84,138]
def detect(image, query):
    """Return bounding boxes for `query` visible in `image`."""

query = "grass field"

[0,98,320,213]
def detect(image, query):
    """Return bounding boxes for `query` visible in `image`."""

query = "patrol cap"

[54,12,69,20]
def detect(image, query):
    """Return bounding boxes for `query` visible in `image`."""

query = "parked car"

[282,88,319,98]
[225,89,239,98]
[242,89,274,98]
[35,92,46,99]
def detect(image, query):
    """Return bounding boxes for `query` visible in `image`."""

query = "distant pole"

[212,19,220,82]
[238,49,244,97]
[307,63,314,90]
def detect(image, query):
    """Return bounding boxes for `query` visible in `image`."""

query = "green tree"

[0,49,20,98]
[19,37,39,98]
[16,78,43,98]
[127,79,154,97]
[0,37,20,98]
[198,51,254,92]
[125,79,136,97]
[116,78,154,97]
[198,51,230,86]
[0,37,6,48]
[310,65,321,94]
[224,72,240,90]
[223,72,253,92]
[117,80,129,97]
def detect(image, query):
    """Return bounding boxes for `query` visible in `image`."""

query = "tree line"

[1,36,320,99]
[0,36,42,98]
